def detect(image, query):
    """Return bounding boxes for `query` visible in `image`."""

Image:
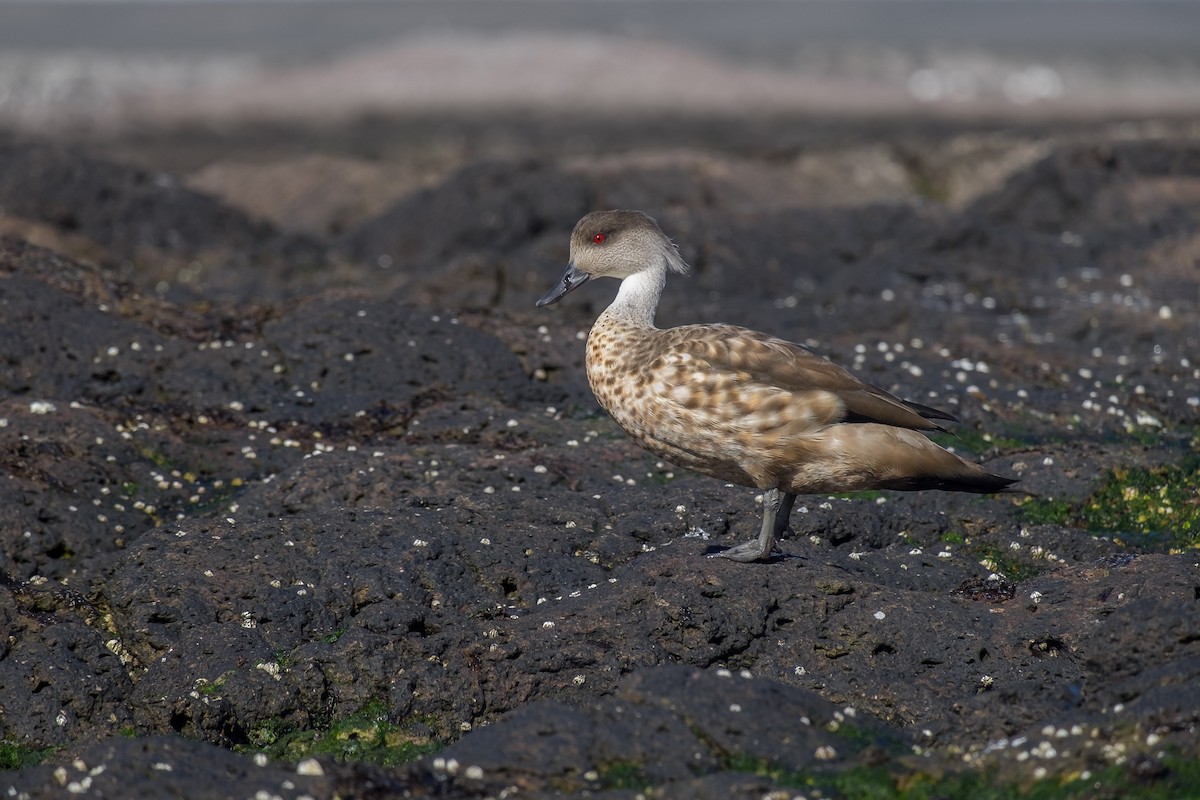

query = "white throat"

[605,262,667,327]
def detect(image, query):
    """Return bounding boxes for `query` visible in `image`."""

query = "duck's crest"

[663,233,690,276]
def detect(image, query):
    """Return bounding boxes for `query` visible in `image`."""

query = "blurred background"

[5,0,1200,303]
[6,0,1200,242]
[4,0,1200,132]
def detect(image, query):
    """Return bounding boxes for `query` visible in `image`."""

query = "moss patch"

[970,542,1047,583]
[1020,458,1200,550]
[941,529,966,545]
[1081,460,1200,548]
[1018,496,1074,527]
[722,754,1200,799]
[596,759,653,791]
[196,670,234,697]
[243,701,442,767]
[0,740,57,771]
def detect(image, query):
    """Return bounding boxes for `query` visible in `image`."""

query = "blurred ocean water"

[3,0,1200,130]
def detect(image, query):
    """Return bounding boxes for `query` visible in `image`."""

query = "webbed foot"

[709,537,779,562]
[707,488,797,563]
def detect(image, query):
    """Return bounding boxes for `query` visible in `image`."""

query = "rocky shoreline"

[1,115,1199,798]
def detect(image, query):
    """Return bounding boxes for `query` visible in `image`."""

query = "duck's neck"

[602,262,666,329]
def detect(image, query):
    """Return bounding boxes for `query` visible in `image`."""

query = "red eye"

[592,233,607,244]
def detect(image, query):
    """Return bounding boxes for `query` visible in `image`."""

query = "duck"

[537,209,1016,562]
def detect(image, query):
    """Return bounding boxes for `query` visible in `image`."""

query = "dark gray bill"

[536,264,592,307]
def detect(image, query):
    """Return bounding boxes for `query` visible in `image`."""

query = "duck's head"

[536,210,688,307]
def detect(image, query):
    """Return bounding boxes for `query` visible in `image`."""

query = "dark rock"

[968,140,1200,236]
[0,141,330,305]
[260,296,536,423]
[437,664,897,795]
[337,159,592,271]
[2,122,1199,797]
[0,142,280,257]
[0,575,134,748]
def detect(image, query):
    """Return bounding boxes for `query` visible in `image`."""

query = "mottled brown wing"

[662,324,950,432]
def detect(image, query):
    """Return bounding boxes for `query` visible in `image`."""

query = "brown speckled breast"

[585,313,830,489]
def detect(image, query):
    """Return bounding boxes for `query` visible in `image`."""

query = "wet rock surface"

[1,117,1199,798]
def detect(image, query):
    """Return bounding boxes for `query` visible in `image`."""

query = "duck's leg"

[712,488,796,562]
